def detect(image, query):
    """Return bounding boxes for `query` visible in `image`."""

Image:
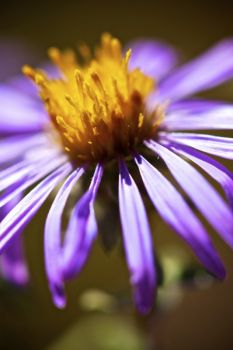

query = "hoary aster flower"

[0,34,233,313]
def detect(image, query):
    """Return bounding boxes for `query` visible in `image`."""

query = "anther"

[111,38,122,60]
[65,95,77,109]
[91,72,106,98]
[48,47,61,65]
[22,65,36,80]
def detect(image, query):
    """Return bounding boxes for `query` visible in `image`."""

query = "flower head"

[23,34,163,164]
[0,34,233,313]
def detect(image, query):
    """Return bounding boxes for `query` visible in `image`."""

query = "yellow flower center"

[23,34,165,165]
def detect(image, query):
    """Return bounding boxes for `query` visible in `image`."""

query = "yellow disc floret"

[23,33,165,164]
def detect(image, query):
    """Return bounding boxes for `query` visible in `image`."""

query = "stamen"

[124,49,132,68]
[138,113,144,128]
[48,47,62,65]
[101,33,112,52]
[111,38,122,61]
[22,65,36,79]
[65,95,77,109]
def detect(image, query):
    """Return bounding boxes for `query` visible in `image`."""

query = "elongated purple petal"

[44,167,84,308]
[0,194,29,285]
[127,39,178,80]
[0,153,67,208]
[61,164,103,281]
[0,146,64,193]
[160,133,233,159]
[157,40,233,101]
[146,141,233,247]
[0,163,35,193]
[0,85,47,133]
[0,163,71,252]
[0,145,61,183]
[0,159,33,182]
[162,103,233,131]
[169,143,233,209]
[135,154,225,279]
[7,77,39,100]
[49,165,102,308]
[168,99,222,114]
[118,160,156,313]
[0,134,49,165]
[0,235,29,285]
[0,85,35,107]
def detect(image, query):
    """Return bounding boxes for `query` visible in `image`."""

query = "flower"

[0,33,233,314]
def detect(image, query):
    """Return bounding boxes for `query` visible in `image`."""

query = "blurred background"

[1,0,233,349]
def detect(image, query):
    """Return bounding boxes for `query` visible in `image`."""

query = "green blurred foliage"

[47,314,147,350]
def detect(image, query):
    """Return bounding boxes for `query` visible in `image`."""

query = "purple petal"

[0,162,35,193]
[160,132,233,159]
[169,143,233,209]
[0,162,71,253]
[0,134,49,165]
[44,167,84,308]
[0,160,31,183]
[0,146,63,194]
[0,144,60,182]
[49,165,102,308]
[135,154,225,279]
[127,39,178,80]
[61,164,103,281]
[0,85,47,133]
[162,103,233,131]
[118,160,156,314]
[0,193,29,286]
[157,40,233,101]
[146,140,233,247]
[168,99,224,114]
[7,77,39,100]
[0,235,29,286]
[0,152,67,208]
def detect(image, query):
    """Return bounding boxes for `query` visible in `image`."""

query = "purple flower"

[0,34,233,314]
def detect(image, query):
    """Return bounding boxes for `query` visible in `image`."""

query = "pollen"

[23,33,165,164]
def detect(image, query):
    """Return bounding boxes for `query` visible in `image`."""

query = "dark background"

[0,1,233,349]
